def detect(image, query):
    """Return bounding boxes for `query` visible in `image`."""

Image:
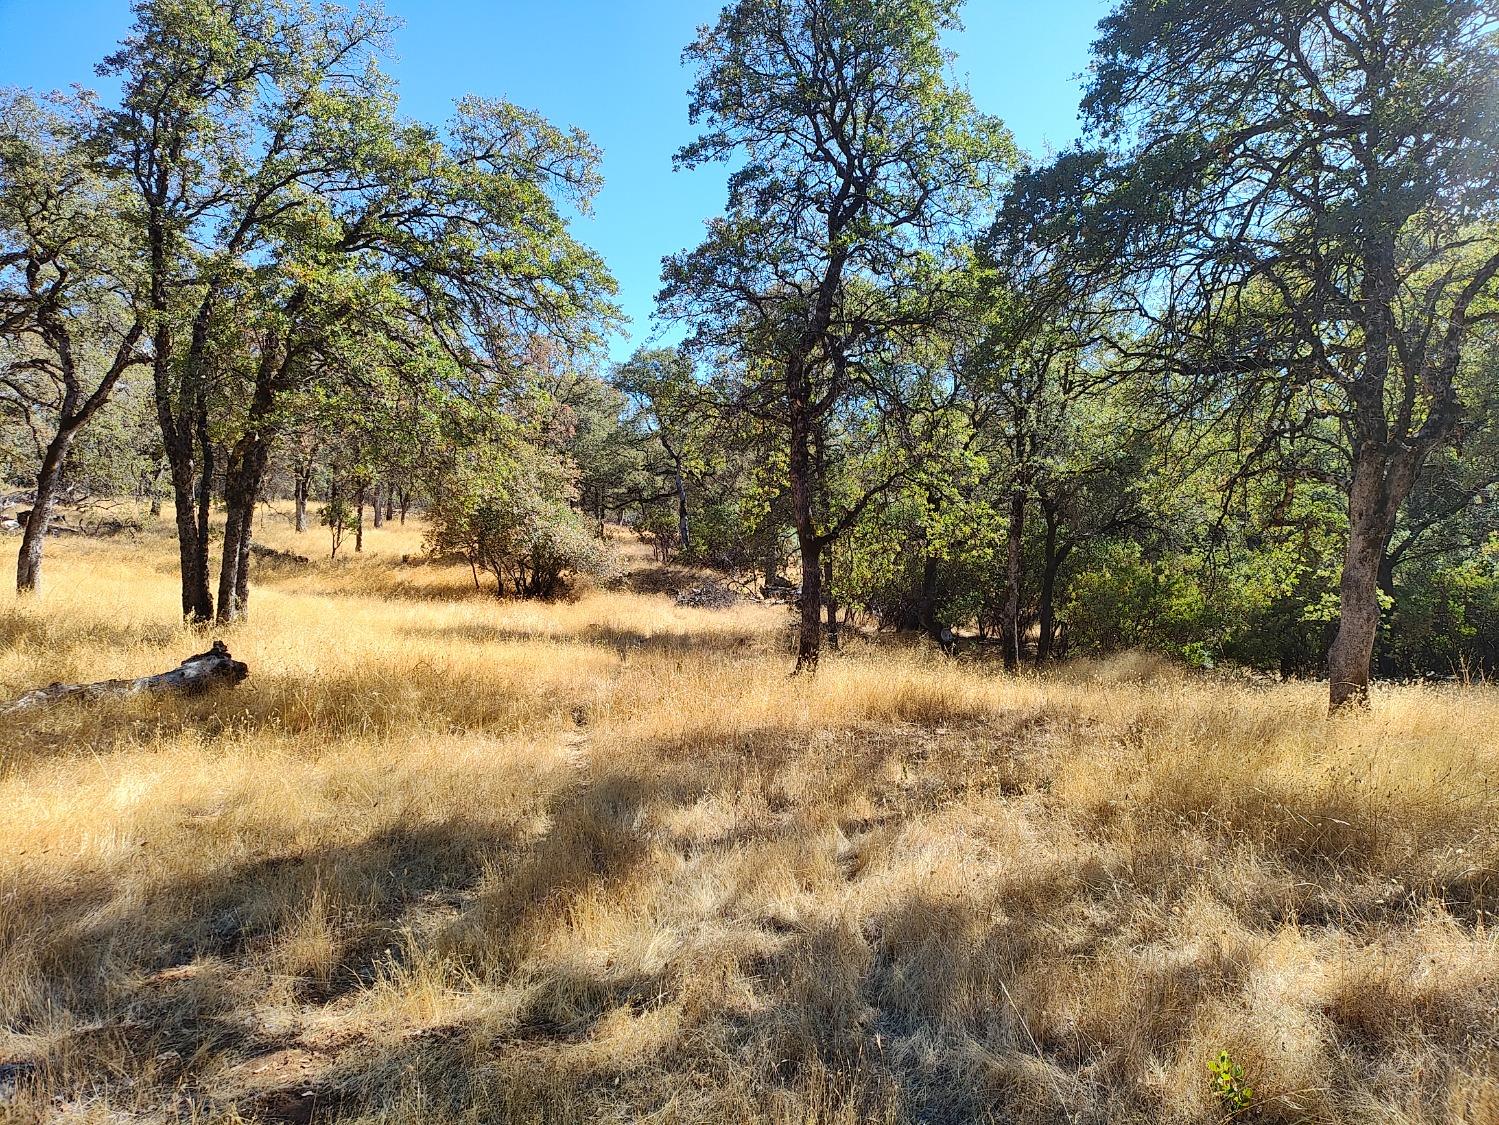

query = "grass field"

[0,511,1496,1124]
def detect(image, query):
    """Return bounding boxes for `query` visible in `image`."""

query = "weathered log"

[0,641,249,714]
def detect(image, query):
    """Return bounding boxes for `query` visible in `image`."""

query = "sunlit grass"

[0,508,1495,1123]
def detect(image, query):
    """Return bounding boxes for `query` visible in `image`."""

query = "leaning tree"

[0,90,148,593]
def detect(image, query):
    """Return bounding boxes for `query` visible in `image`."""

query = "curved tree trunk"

[16,429,74,594]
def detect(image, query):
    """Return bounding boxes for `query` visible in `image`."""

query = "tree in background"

[615,347,706,557]
[425,427,617,600]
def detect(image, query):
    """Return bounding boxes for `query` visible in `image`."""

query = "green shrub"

[426,439,618,599]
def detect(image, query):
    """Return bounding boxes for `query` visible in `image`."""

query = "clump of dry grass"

[0,509,1495,1124]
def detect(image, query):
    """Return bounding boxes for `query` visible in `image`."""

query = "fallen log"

[0,641,249,714]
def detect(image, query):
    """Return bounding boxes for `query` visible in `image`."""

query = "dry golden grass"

[0,508,1496,1124]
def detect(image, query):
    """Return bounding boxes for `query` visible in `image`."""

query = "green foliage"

[1207,1050,1253,1116]
[425,437,618,600]
[319,495,358,560]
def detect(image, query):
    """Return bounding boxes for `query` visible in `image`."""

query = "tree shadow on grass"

[3,817,527,1115]
[10,702,1489,1124]
[396,620,776,658]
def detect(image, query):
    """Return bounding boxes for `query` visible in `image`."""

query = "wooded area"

[4,0,1499,711]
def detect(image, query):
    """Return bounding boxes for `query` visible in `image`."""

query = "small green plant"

[1208,1050,1253,1116]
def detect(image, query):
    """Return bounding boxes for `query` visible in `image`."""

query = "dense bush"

[426,440,619,599]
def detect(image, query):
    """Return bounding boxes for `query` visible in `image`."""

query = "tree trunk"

[796,532,823,672]
[1002,484,1026,672]
[663,437,691,556]
[16,427,79,593]
[328,479,342,559]
[161,420,214,623]
[399,489,409,524]
[216,437,269,624]
[1374,554,1399,678]
[674,463,691,556]
[1328,227,1406,710]
[372,483,385,529]
[1327,445,1408,710]
[822,543,839,650]
[294,467,310,533]
[187,396,216,621]
[217,459,248,624]
[916,552,940,637]
[144,455,166,518]
[1035,501,1069,665]
[788,360,823,673]
[385,489,396,523]
[355,484,366,553]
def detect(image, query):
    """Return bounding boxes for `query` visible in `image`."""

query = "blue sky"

[0,0,1108,361]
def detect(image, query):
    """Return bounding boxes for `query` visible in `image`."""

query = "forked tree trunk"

[162,395,217,623]
[216,437,270,624]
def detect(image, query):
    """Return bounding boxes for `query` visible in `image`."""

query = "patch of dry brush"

[0,512,1496,1123]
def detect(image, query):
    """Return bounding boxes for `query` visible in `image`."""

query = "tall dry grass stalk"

[0,509,1495,1123]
